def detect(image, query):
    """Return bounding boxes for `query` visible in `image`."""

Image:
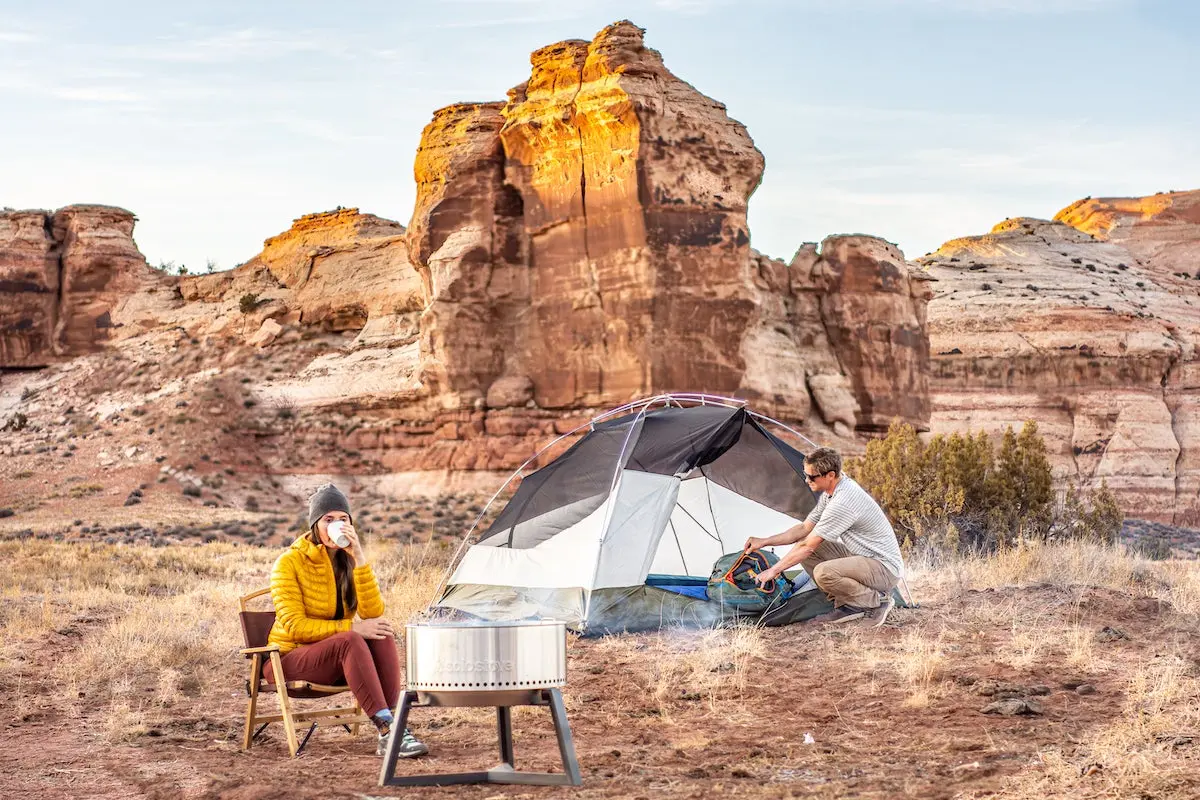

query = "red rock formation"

[0,205,158,367]
[0,22,937,498]
[407,103,523,407]
[924,196,1200,523]
[809,236,933,432]
[405,20,931,437]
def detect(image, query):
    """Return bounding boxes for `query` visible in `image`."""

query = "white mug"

[327,520,351,549]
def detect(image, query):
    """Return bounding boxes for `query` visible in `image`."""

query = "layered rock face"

[0,22,935,491]
[406,20,931,437]
[0,205,157,366]
[167,208,426,406]
[924,193,1200,523]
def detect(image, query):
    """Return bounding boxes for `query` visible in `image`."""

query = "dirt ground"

[4,359,1199,798]
[3,576,1198,800]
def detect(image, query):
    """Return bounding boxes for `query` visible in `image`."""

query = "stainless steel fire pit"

[406,620,566,705]
[379,620,582,788]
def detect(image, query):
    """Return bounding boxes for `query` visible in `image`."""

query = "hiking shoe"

[810,605,867,625]
[866,595,895,628]
[377,727,429,758]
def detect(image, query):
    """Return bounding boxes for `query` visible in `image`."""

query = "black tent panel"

[624,405,744,475]
[700,420,817,520]
[759,423,811,477]
[478,416,645,549]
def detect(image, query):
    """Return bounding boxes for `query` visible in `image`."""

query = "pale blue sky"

[2,0,1197,272]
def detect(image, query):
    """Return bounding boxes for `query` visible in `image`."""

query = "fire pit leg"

[546,688,582,786]
[378,689,582,787]
[497,706,515,766]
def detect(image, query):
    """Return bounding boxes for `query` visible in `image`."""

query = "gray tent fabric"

[434,400,833,634]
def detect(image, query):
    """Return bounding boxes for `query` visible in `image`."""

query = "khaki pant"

[802,540,898,610]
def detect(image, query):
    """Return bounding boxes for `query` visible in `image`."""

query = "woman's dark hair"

[308,524,357,617]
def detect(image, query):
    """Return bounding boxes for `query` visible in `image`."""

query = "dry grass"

[2,537,1199,798]
[914,538,1182,606]
[0,538,442,740]
[992,651,1200,798]
[903,540,1200,798]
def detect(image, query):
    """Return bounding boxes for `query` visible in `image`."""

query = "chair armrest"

[240,645,281,655]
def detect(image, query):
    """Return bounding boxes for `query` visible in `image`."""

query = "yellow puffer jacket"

[267,534,386,654]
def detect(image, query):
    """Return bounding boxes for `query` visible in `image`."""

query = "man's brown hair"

[805,447,842,477]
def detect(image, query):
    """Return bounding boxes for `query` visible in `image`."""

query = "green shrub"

[848,420,1121,554]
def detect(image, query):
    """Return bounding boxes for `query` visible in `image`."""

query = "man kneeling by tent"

[745,447,904,627]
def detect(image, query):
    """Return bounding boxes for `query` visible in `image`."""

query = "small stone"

[1096,626,1129,643]
[1075,684,1097,695]
[1027,685,1052,696]
[981,698,1043,716]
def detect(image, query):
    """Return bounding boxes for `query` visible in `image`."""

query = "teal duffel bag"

[706,550,791,612]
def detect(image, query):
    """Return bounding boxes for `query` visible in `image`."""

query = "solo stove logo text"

[435,660,515,673]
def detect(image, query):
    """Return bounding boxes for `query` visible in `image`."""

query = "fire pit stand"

[378,620,582,788]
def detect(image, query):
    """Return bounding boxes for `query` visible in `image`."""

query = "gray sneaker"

[866,596,895,628]
[810,605,867,625]
[377,727,429,758]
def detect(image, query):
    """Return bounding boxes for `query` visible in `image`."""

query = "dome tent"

[432,395,823,634]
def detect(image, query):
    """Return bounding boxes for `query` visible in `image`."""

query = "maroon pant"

[265,631,401,717]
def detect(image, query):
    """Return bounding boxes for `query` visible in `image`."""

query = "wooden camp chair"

[239,587,369,757]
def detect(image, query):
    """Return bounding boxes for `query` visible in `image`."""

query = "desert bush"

[849,421,1121,554]
[1130,537,1175,560]
[273,395,297,420]
[238,293,260,314]
[2,412,28,432]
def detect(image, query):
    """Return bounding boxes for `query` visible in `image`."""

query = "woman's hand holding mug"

[328,520,367,566]
[328,520,352,548]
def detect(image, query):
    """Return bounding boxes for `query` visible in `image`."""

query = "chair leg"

[296,722,318,756]
[243,653,263,751]
[270,651,301,757]
[351,702,361,738]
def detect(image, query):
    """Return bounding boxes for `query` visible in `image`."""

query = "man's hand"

[744,536,769,554]
[754,565,782,588]
[352,618,395,640]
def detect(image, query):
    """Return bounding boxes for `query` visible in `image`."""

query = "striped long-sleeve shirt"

[805,475,904,578]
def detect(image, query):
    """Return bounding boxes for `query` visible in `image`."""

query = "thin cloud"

[431,13,583,29]
[52,86,143,104]
[115,28,350,63]
[0,30,39,43]
[837,0,1125,12]
[654,0,731,13]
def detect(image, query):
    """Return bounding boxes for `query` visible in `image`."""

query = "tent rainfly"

[433,395,822,634]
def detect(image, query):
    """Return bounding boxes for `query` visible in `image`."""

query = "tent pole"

[580,396,663,624]
[747,411,822,450]
[427,398,670,610]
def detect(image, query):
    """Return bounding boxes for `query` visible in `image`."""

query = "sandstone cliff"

[924,190,1200,523]
[406,20,931,434]
[0,21,933,517]
[0,205,162,366]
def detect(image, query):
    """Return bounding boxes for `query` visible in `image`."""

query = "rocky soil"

[2,556,1197,800]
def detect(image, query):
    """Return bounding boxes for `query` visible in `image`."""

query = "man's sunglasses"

[804,471,829,483]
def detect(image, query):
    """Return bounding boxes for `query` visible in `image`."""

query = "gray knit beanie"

[307,483,352,528]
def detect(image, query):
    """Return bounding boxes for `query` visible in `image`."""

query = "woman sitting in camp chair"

[266,483,428,758]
